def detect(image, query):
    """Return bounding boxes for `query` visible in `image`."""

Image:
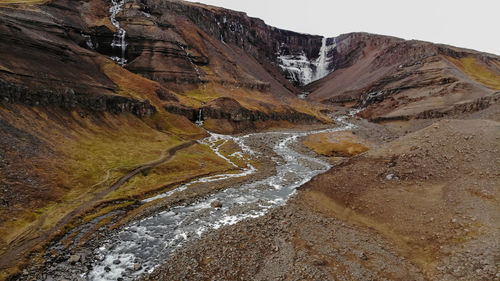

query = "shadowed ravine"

[48,113,357,281]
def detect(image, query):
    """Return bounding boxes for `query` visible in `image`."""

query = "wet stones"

[133,263,143,271]
[68,255,80,265]
[211,200,223,208]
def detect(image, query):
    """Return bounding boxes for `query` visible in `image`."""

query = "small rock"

[211,200,223,208]
[113,259,121,265]
[312,258,326,266]
[95,254,105,261]
[133,263,142,271]
[68,254,80,264]
[104,266,111,272]
[386,174,399,180]
[359,252,368,260]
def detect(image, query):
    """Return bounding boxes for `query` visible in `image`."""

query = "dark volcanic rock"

[164,96,319,131]
[0,80,156,117]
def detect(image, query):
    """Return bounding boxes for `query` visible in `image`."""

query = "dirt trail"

[0,140,196,271]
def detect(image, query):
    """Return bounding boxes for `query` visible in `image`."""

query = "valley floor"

[147,108,500,281]
[15,106,500,281]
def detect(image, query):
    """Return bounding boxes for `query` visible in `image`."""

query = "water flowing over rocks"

[36,114,356,281]
[1,1,499,280]
[109,0,128,66]
[277,36,337,85]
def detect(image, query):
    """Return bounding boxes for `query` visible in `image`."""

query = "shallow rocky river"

[42,114,356,281]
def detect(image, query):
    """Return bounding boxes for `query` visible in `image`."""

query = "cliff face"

[0,0,331,122]
[103,0,326,93]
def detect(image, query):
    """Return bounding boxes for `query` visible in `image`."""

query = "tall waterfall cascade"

[109,0,128,66]
[313,37,337,81]
[277,37,337,86]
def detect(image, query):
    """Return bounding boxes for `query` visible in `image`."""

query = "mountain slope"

[0,0,332,276]
[0,0,499,279]
[304,33,500,120]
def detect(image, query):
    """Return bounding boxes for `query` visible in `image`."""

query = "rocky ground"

[1,1,499,280]
[145,111,500,281]
[12,108,500,281]
[16,125,336,281]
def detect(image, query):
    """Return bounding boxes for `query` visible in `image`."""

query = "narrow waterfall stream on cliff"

[80,113,358,281]
[109,0,127,66]
[313,37,337,81]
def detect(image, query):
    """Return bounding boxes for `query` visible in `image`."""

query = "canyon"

[0,0,498,280]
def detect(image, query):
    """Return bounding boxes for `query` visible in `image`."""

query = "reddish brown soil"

[147,114,500,281]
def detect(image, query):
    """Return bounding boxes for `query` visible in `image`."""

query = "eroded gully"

[67,113,357,281]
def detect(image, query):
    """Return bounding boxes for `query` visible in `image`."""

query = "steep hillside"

[0,0,327,276]
[304,33,500,120]
[0,0,499,280]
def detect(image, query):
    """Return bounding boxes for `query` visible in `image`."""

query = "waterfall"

[277,37,337,86]
[109,0,128,66]
[195,108,204,126]
[312,37,336,82]
[314,37,329,80]
[178,44,204,86]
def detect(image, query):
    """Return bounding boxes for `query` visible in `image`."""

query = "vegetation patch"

[446,56,500,90]
[303,132,370,157]
[105,143,238,200]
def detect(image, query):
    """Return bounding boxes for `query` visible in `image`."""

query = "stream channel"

[78,113,357,281]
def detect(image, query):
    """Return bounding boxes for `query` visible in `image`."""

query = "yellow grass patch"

[0,104,217,272]
[177,82,328,122]
[104,143,238,200]
[101,60,161,102]
[303,132,370,157]
[0,64,12,73]
[446,56,500,90]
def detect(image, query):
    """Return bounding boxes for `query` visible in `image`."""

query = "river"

[59,113,358,281]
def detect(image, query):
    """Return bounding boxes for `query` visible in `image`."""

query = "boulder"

[211,200,223,208]
[68,255,80,264]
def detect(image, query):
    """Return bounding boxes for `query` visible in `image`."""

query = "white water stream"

[86,113,358,281]
[109,0,127,66]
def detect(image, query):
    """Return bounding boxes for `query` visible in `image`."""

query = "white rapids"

[86,113,358,281]
[109,0,127,66]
